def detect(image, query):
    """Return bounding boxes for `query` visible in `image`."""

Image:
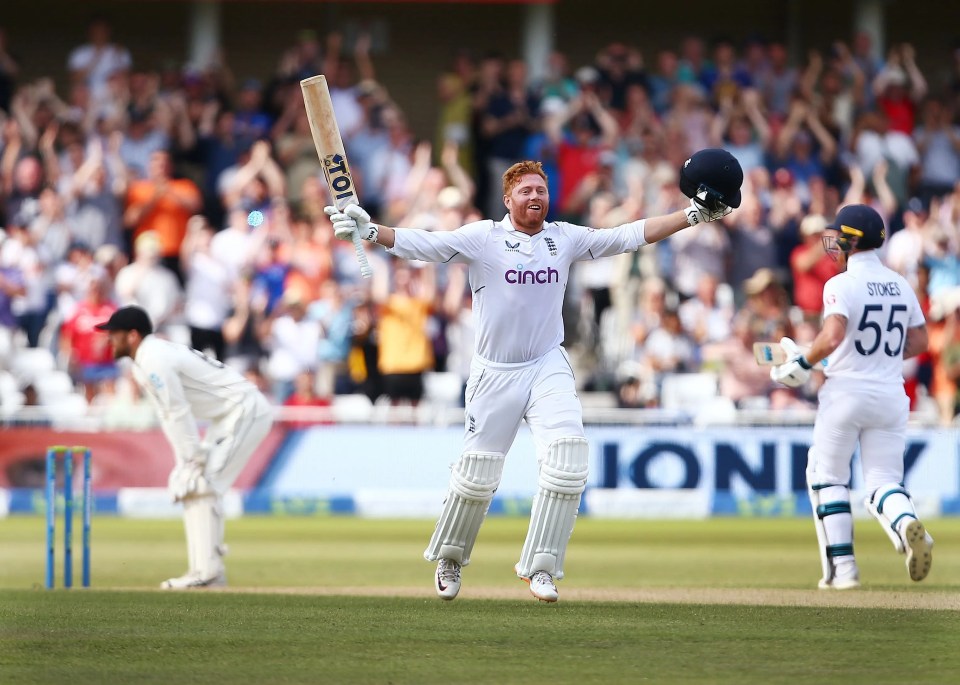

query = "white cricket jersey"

[132,335,265,463]
[821,251,925,384]
[389,215,647,363]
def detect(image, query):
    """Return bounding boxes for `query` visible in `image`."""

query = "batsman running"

[770,204,934,589]
[97,306,274,589]
[327,149,742,602]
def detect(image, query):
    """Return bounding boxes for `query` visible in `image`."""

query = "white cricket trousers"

[809,379,909,490]
[464,346,585,456]
[203,391,274,494]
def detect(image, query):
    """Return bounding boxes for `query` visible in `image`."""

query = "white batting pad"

[516,437,589,580]
[865,482,919,553]
[807,450,853,584]
[183,494,226,580]
[423,452,505,565]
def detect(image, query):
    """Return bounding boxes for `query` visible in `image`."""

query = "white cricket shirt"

[132,335,264,463]
[389,215,647,364]
[821,251,925,384]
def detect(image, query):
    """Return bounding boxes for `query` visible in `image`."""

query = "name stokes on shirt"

[866,281,902,297]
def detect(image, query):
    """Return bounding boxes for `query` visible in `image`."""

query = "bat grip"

[351,229,373,279]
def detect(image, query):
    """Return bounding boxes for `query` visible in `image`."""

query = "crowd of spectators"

[3,18,960,424]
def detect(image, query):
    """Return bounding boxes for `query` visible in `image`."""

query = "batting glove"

[683,192,733,226]
[324,204,379,242]
[770,337,814,388]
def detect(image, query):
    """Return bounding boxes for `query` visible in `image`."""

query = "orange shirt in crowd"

[126,179,202,257]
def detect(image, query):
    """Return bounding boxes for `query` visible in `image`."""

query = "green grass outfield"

[1,517,958,684]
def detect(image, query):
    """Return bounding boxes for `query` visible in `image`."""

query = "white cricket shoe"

[523,570,559,603]
[903,519,933,582]
[160,571,227,590]
[435,559,461,600]
[818,561,860,590]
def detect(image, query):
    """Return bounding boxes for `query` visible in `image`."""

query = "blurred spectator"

[233,78,271,149]
[740,267,793,343]
[872,43,927,135]
[54,241,104,324]
[789,214,839,321]
[67,15,131,109]
[435,72,474,175]
[0,237,26,356]
[642,306,697,392]
[545,87,619,220]
[119,105,170,180]
[59,276,117,402]
[914,98,960,205]
[536,50,578,103]
[678,273,734,345]
[727,196,779,301]
[648,49,681,115]
[180,215,231,360]
[754,41,797,116]
[264,289,322,402]
[221,272,267,374]
[64,131,127,250]
[123,149,202,280]
[480,58,538,217]
[710,88,770,174]
[595,42,648,114]
[282,368,332,428]
[0,221,48,347]
[374,260,436,407]
[113,230,183,337]
[886,198,929,289]
[309,279,356,397]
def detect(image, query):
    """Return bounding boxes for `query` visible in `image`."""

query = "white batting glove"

[770,336,814,388]
[324,204,379,242]
[683,192,733,226]
[344,204,379,242]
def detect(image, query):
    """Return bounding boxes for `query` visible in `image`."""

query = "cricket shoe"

[521,570,559,603]
[818,561,860,590]
[160,570,227,590]
[903,519,933,582]
[435,559,461,600]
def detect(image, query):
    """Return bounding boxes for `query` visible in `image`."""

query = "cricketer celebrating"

[97,306,274,588]
[327,150,742,602]
[770,204,934,589]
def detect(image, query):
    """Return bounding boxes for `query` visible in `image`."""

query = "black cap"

[95,306,153,335]
[826,204,885,250]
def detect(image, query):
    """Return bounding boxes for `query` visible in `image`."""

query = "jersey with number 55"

[822,251,924,383]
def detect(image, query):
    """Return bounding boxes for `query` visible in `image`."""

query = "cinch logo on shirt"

[505,267,560,284]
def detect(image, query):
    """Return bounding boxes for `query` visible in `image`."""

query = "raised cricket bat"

[753,342,827,368]
[300,75,373,279]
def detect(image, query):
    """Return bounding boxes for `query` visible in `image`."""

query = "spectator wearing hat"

[790,214,839,321]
